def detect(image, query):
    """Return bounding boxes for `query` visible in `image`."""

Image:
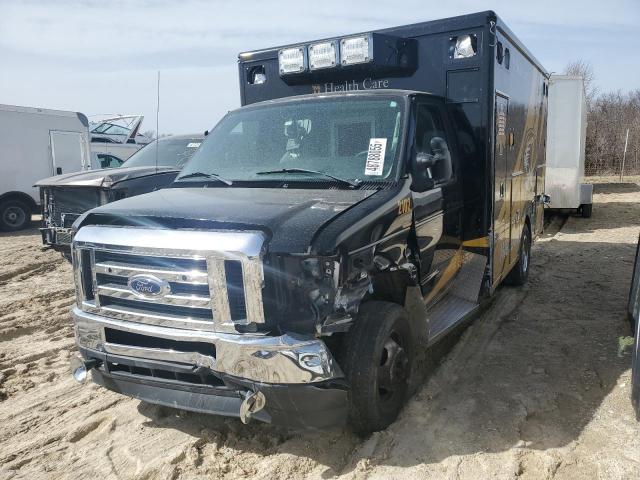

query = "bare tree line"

[565,60,640,176]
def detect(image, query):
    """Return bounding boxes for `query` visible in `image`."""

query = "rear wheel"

[505,225,531,286]
[0,199,31,231]
[342,301,413,435]
[581,203,593,218]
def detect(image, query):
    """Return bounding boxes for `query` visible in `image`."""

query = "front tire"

[342,301,413,435]
[505,225,531,286]
[0,199,31,231]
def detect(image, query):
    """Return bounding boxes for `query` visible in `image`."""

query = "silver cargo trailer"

[545,75,592,217]
[0,104,91,231]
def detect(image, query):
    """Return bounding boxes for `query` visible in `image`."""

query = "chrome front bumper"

[72,307,343,384]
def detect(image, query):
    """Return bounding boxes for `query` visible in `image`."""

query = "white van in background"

[0,104,91,231]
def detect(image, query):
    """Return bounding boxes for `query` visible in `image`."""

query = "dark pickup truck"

[36,134,203,255]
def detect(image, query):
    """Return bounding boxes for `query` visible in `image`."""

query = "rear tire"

[342,301,413,435]
[0,199,31,231]
[505,225,531,286]
[628,312,637,335]
[581,203,592,218]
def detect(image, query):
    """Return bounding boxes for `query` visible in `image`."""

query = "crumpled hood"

[35,166,178,188]
[80,187,379,253]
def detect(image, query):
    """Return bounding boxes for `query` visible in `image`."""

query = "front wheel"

[342,301,413,435]
[505,225,531,286]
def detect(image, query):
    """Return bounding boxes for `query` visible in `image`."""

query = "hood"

[35,166,179,188]
[80,187,379,253]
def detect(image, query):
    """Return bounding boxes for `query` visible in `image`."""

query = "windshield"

[177,96,405,186]
[122,137,202,168]
[91,123,130,135]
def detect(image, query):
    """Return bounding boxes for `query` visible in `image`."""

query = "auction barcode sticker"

[364,138,387,176]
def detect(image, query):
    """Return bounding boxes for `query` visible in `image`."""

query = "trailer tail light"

[340,35,373,65]
[309,41,338,70]
[278,46,307,75]
[451,34,477,59]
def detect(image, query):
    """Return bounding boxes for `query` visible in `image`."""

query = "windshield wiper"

[176,171,233,185]
[255,168,360,188]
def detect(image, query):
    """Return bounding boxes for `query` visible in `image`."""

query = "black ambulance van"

[68,11,549,433]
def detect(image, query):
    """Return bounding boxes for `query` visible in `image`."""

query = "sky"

[0,0,638,135]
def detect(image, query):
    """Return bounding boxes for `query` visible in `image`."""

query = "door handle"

[499,182,505,198]
[56,167,62,175]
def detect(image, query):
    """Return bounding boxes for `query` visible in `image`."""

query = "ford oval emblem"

[127,274,170,298]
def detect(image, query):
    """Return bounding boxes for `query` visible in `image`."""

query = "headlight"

[309,41,338,70]
[278,46,307,75]
[340,35,373,65]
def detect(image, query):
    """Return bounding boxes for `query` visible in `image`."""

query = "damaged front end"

[70,225,355,428]
[262,253,373,337]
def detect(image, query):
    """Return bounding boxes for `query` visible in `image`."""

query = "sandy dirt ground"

[1,183,639,480]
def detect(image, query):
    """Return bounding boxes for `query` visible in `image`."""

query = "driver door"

[411,101,462,304]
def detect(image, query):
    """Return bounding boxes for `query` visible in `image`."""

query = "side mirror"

[416,151,437,169]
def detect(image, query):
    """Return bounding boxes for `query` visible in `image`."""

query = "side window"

[415,104,453,184]
[99,154,122,168]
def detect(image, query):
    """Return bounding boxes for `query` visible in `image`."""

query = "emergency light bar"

[277,33,416,79]
[278,46,307,75]
[309,41,338,70]
[340,35,373,65]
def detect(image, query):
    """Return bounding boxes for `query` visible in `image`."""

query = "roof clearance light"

[309,41,338,70]
[453,34,477,59]
[340,35,373,66]
[278,47,307,75]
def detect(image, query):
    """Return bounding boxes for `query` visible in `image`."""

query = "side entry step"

[427,251,487,344]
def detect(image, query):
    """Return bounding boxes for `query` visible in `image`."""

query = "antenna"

[155,70,160,173]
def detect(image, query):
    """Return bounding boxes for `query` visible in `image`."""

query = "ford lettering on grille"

[128,275,170,298]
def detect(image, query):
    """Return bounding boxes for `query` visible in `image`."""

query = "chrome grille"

[46,187,101,227]
[72,226,266,333]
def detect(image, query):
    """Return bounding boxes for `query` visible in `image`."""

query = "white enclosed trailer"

[545,75,593,217]
[0,104,91,231]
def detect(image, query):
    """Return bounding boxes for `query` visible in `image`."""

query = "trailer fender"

[0,191,37,212]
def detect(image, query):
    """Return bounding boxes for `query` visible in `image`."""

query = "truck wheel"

[342,301,413,435]
[505,225,531,286]
[0,199,31,231]
[581,203,592,218]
